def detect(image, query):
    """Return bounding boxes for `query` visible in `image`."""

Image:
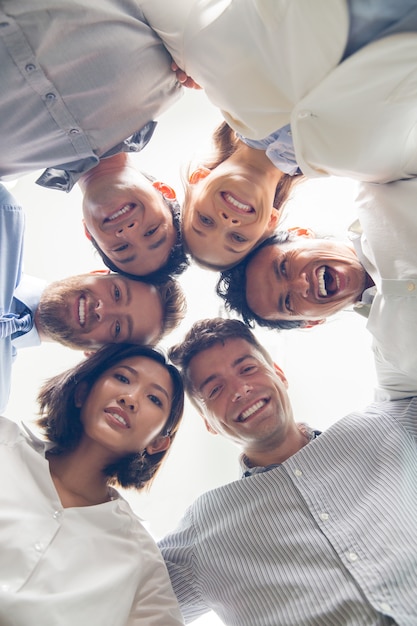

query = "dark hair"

[153,278,188,343]
[216,232,304,330]
[91,194,189,283]
[37,344,184,490]
[169,317,273,404]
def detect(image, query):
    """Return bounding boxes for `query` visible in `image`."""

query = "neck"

[47,443,115,508]
[77,152,130,191]
[236,140,285,182]
[243,422,313,468]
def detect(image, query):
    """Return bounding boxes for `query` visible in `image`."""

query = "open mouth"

[221,192,254,214]
[237,398,268,422]
[317,266,340,297]
[78,295,87,326]
[103,203,135,224]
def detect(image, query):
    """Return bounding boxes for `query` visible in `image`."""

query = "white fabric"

[139,0,417,182]
[350,178,417,400]
[0,417,184,626]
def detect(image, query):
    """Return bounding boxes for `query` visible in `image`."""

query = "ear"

[287,226,315,239]
[302,319,326,329]
[83,350,97,359]
[202,416,218,436]
[146,435,171,456]
[83,220,92,241]
[89,269,111,276]
[152,181,177,200]
[74,381,90,408]
[273,363,289,388]
[264,207,281,236]
[189,167,211,185]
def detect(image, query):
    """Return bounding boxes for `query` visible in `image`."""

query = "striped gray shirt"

[159,399,417,625]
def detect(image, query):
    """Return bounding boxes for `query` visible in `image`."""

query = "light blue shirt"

[239,0,417,174]
[0,185,44,413]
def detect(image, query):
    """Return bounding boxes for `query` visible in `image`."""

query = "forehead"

[189,338,266,383]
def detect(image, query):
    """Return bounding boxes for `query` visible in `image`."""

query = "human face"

[189,338,293,452]
[36,274,163,349]
[82,171,176,276]
[246,237,367,321]
[183,161,280,269]
[79,356,173,459]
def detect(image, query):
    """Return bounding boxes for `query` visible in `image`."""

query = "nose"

[117,394,137,412]
[218,209,240,226]
[231,383,253,403]
[115,219,139,239]
[293,272,309,298]
[94,298,117,322]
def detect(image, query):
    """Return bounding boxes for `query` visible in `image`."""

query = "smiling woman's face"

[182,160,281,270]
[82,170,176,276]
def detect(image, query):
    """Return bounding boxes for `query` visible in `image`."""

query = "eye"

[148,394,163,407]
[285,294,293,314]
[145,225,159,237]
[114,285,121,301]
[231,233,247,243]
[114,244,128,252]
[114,321,121,339]
[241,365,256,374]
[198,213,214,227]
[208,384,221,400]
[280,259,288,277]
[115,373,129,384]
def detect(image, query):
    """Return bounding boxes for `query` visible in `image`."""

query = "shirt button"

[294,469,303,477]
[25,63,36,72]
[297,110,311,119]
[319,512,329,521]
[34,542,43,552]
[380,602,391,613]
[45,92,56,101]
[348,551,358,562]
[407,282,415,291]
[69,128,80,135]
[53,510,62,520]
[0,21,10,28]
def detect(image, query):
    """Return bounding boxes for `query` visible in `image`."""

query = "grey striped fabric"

[159,398,417,625]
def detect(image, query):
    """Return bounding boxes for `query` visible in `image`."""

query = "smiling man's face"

[245,236,367,322]
[188,337,292,451]
[36,273,163,349]
[82,169,176,276]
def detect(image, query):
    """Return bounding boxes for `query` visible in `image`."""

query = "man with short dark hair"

[159,317,417,626]
[0,184,186,413]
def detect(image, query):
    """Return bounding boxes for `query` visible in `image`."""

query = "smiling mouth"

[78,295,86,326]
[237,398,268,422]
[317,266,340,297]
[222,192,254,214]
[104,203,135,224]
[108,412,129,427]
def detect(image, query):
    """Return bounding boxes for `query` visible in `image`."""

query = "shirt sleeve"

[158,506,211,623]
[0,185,25,414]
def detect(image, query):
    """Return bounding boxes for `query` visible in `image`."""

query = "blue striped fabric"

[159,398,417,625]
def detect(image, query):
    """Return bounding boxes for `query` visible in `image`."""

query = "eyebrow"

[199,354,255,393]
[119,365,170,400]
[191,225,241,255]
[119,280,133,340]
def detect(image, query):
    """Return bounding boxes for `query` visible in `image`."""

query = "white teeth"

[78,296,86,325]
[108,204,132,221]
[318,267,340,297]
[318,267,327,296]
[224,193,252,212]
[109,412,127,427]
[240,399,266,421]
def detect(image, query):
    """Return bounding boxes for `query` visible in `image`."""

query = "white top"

[0,417,184,626]
[350,178,417,400]
[139,0,417,182]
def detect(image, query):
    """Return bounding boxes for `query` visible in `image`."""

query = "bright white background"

[4,88,376,625]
